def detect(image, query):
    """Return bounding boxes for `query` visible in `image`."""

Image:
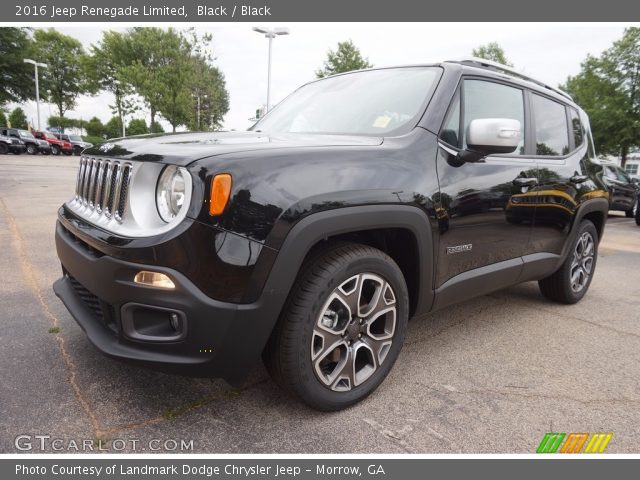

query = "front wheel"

[264,243,409,411]
[0,143,8,154]
[26,144,37,155]
[51,145,60,156]
[539,220,598,304]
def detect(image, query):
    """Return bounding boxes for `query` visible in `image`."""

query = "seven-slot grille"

[75,157,132,222]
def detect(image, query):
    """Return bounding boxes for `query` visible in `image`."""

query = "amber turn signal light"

[209,173,232,216]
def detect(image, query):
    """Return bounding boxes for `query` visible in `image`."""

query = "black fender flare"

[260,205,435,314]
[557,197,610,266]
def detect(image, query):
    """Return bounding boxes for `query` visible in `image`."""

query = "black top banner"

[3,0,640,22]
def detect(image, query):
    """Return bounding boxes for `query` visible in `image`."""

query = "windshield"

[44,132,57,139]
[18,130,35,140]
[252,67,441,136]
[68,135,82,141]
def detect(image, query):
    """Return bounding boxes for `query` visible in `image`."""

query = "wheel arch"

[257,205,436,321]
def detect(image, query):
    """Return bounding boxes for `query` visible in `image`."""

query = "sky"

[7,23,628,133]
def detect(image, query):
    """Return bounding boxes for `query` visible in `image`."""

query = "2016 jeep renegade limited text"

[54,59,609,411]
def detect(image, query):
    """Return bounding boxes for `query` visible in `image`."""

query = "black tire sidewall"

[292,253,409,410]
[51,145,59,155]
[0,143,8,154]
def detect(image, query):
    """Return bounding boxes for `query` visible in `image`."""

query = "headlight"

[156,165,187,223]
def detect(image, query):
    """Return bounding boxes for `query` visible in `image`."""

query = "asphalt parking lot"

[1,154,639,454]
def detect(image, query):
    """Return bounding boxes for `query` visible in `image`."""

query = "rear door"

[526,94,579,257]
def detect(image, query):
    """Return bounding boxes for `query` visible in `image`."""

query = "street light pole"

[252,27,290,112]
[23,58,47,131]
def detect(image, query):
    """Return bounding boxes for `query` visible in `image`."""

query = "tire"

[0,143,8,155]
[51,145,60,156]
[264,242,409,411]
[627,198,638,219]
[635,197,640,226]
[539,220,598,304]
[26,144,38,155]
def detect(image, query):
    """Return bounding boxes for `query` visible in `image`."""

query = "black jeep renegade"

[53,59,610,410]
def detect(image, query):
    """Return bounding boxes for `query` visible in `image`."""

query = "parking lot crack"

[0,197,106,438]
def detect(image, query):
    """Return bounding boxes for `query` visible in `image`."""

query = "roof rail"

[446,57,573,102]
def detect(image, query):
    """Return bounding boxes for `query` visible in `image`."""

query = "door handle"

[512,177,538,187]
[570,174,589,183]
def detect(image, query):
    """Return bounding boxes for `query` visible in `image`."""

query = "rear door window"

[532,94,570,156]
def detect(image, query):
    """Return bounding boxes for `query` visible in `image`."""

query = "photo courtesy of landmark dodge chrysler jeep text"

[53,58,610,410]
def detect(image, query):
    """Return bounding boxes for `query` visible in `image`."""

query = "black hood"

[83,131,383,166]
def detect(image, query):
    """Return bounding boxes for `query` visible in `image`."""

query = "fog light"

[134,271,175,289]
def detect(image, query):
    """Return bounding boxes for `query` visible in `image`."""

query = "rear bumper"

[53,220,281,384]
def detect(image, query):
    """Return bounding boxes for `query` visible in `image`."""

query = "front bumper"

[53,221,280,384]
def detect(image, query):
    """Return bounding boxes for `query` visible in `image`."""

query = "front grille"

[67,274,118,334]
[75,157,132,222]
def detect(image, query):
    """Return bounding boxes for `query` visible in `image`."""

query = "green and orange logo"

[536,432,613,454]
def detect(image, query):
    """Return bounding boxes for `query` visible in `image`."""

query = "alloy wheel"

[570,232,595,293]
[311,273,397,392]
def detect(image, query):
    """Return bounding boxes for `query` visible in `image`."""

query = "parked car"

[0,133,26,155]
[1,128,50,155]
[33,131,73,156]
[54,133,93,155]
[600,161,639,217]
[53,59,610,410]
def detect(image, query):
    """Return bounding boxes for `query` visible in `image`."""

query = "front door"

[435,78,535,290]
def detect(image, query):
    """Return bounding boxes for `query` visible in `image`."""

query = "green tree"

[32,28,90,118]
[120,28,192,131]
[183,30,229,131]
[8,107,28,129]
[104,116,123,139]
[127,118,148,136]
[46,115,81,131]
[472,42,513,67]
[0,109,7,127]
[0,28,35,105]
[85,117,105,137]
[150,121,165,133]
[187,55,229,131]
[563,27,640,166]
[315,40,373,78]
[87,31,138,138]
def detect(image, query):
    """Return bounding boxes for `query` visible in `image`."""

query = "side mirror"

[457,118,521,163]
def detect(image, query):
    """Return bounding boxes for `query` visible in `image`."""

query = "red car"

[33,131,73,156]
